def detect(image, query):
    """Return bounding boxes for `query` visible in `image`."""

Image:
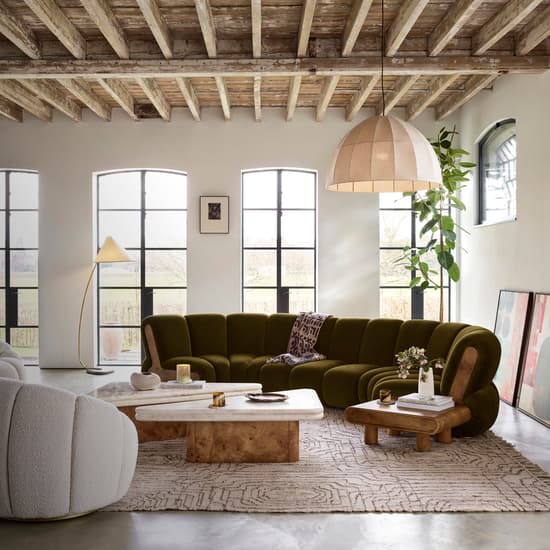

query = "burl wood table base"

[345,400,472,452]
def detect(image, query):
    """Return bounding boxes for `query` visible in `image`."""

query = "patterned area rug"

[107,410,550,513]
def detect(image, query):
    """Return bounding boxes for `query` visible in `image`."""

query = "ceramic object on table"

[418,367,435,398]
[130,371,161,391]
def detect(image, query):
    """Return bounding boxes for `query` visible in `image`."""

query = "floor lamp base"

[86,367,114,375]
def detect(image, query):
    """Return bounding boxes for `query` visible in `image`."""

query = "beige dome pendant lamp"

[326,1,442,193]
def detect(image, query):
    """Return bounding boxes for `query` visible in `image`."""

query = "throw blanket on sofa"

[267,312,330,366]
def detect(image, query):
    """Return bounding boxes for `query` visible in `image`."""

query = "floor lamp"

[78,236,131,375]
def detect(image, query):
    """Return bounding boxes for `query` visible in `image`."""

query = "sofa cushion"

[328,318,369,362]
[259,361,296,392]
[227,313,267,355]
[426,322,468,360]
[245,355,273,383]
[314,316,337,355]
[288,359,344,396]
[229,353,270,383]
[264,314,297,355]
[201,354,231,382]
[142,315,192,367]
[394,320,440,355]
[163,356,216,382]
[322,363,376,408]
[186,314,227,356]
[358,319,403,365]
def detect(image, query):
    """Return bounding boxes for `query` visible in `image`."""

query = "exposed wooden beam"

[516,4,550,55]
[175,77,201,121]
[342,0,373,56]
[346,75,378,121]
[22,0,86,59]
[136,0,173,58]
[316,75,339,121]
[376,75,418,115]
[253,75,261,121]
[0,96,22,122]
[215,76,230,120]
[137,77,171,121]
[97,78,138,120]
[472,0,544,55]
[286,76,301,121]
[385,0,430,56]
[429,0,484,56]
[0,79,51,121]
[251,0,261,58]
[20,78,81,121]
[0,0,41,59]
[57,78,111,120]
[436,74,498,119]
[0,56,547,79]
[194,0,217,58]
[407,75,460,120]
[297,0,317,56]
[80,0,129,59]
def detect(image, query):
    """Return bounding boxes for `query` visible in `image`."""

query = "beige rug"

[107,410,550,513]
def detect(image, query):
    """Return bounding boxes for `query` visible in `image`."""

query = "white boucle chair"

[0,378,138,520]
[0,341,25,380]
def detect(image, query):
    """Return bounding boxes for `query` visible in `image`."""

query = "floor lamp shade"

[326,115,442,193]
[95,236,131,263]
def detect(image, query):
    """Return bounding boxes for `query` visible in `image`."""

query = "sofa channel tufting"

[142,313,502,437]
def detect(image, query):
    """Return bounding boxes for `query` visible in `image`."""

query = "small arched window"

[478,119,517,225]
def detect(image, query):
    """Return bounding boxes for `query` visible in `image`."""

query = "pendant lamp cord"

[381,0,385,116]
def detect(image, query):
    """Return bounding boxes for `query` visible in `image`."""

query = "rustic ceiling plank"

[346,75,379,121]
[376,74,419,115]
[516,4,550,55]
[0,0,41,59]
[137,77,171,121]
[436,73,498,119]
[287,75,301,121]
[175,77,200,121]
[98,78,138,120]
[407,74,460,120]
[429,0,484,56]
[253,75,261,121]
[136,0,173,59]
[57,78,111,120]
[0,96,22,122]
[80,0,129,59]
[297,0,317,56]
[342,0,374,56]
[472,0,544,55]
[251,0,261,58]
[22,0,86,59]
[20,78,81,121]
[194,0,217,58]
[316,75,339,121]
[215,76,230,120]
[385,0,430,57]
[0,79,51,121]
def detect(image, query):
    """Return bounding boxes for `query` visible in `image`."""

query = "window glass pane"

[0,290,4,324]
[146,251,186,287]
[423,287,448,322]
[380,210,411,247]
[0,172,5,209]
[289,288,314,313]
[0,328,4,341]
[243,211,277,247]
[10,212,38,248]
[281,171,315,209]
[380,288,411,319]
[146,171,187,209]
[100,327,140,365]
[153,289,186,315]
[98,171,141,209]
[281,211,314,247]
[10,250,38,287]
[10,172,38,209]
[379,193,410,209]
[0,212,4,246]
[99,289,141,325]
[10,327,38,364]
[0,252,4,287]
[99,250,140,287]
[145,211,186,248]
[18,288,38,325]
[244,250,276,286]
[380,250,410,286]
[242,171,277,208]
[243,288,277,314]
[282,250,314,286]
[99,211,141,248]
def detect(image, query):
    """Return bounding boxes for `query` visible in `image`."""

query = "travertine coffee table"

[135,388,324,463]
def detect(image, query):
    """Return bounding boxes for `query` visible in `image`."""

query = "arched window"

[479,119,517,224]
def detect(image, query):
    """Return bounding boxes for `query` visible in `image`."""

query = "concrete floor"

[2,367,550,550]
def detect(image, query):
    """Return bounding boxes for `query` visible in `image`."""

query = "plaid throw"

[266,312,330,366]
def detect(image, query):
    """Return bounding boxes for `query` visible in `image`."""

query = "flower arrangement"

[395,346,445,382]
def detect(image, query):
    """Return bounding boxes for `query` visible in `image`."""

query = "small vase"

[130,371,161,391]
[418,367,434,398]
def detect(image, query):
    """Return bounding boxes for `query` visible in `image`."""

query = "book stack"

[396,393,454,412]
[161,380,206,390]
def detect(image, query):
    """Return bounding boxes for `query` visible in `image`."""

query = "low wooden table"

[135,388,324,463]
[345,400,472,452]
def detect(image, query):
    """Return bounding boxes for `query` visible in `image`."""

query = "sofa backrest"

[264,313,297,355]
[426,322,468,360]
[141,315,192,368]
[227,313,267,355]
[328,318,369,362]
[185,314,227,356]
[314,316,337,356]
[394,320,440,357]
[358,319,403,365]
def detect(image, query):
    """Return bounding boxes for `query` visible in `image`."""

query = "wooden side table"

[345,400,472,452]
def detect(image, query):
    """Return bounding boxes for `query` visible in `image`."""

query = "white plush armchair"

[0,341,25,380]
[0,378,138,520]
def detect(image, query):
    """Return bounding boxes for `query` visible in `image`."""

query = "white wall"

[458,71,550,329]
[0,106,450,367]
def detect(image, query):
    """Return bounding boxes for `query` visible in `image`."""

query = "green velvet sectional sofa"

[141,313,501,436]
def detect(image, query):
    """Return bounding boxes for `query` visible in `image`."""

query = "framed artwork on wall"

[200,196,229,234]
[517,293,550,427]
[493,290,533,406]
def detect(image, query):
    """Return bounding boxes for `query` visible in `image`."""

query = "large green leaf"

[448,263,460,282]
[437,251,454,269]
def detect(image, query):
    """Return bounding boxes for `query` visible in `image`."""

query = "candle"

[176,363,191,384]
[212,392,225,407]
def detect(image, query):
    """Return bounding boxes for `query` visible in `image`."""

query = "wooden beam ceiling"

[138,77,171,121]
[176,77,201,121]
[316,75,339,121]
[376,75,419,115]
[407,75,460,120]
[98,78,137,120]
[253,75,261,121]
[194,0,217,58]
[286,75,301,121]
[251,0,261,59]
[297,0,317,57]
[0,79,51,121]
[346,75,378,121]
[0,96,22,122]
[20,78,81,121]
[342,0,374,56]
[57,78,111,120]
[516,4,550,55]
[215,76,230,120]
[0,0,41,59]
[385,0,430,57]
[136,0,173,59]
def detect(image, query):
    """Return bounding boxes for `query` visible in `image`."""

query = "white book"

[398,393,453,405]
[396,400,455,412]
[161,380,206,390]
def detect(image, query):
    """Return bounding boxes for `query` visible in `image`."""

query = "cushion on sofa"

[358,319,403,365]
[186,314,228,356]
[227,313,267,356]
[328,318,369,362]
[426,322,468,360]
[288,359,344,395]
[322,363,376,408]
[394,320,440,355]
[264,314,297,355]
[229,353,271,382]
[141,315,192,369]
